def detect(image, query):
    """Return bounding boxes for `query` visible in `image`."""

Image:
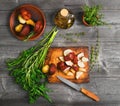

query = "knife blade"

[57,75,100,102]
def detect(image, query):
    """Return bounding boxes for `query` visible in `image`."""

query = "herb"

[60,32,85,42]
[6,26,58,103]
[90,28,100,70]
[24,31,35,41]
[82,5,106,26]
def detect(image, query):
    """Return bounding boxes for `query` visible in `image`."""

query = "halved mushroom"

[77,52,84,60]
[73,55,78,64]
[81,57,89,62]
[79,67,87,72]
[57,61,67,70]
[78,60,85,68]
[70,68,76,74]
[58,56,64,62]
[18,15,26,24]
[76,71,84,79]
[65,60,73,66]
[72,64,79,71]
[64,52,76,61]
[63,67,70,74]
[64,49,73,56]
[67,71,74,76]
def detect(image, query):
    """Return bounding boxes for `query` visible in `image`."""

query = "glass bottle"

[54,8,75,29]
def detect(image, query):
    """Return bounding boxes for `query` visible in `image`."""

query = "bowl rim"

[82,15,91,26]
[9,4,46,41]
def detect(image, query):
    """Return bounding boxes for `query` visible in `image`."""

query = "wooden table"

[0,0,120,106]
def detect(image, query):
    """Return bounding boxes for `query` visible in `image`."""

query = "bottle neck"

[60,8,69,17]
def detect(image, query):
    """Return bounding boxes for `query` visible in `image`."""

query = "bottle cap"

[60,8,68,17]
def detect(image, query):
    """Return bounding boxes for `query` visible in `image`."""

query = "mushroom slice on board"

[58,56,64,61]
[81,57,89,62]
[64,49,73,56]
[65,60,73,67]
[78,60,85,68]
[76,71,84,79]
[77,52,84,60]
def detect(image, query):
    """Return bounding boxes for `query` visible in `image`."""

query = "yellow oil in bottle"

[54,8,75,29]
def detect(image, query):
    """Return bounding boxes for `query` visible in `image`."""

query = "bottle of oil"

[54,8,75,29]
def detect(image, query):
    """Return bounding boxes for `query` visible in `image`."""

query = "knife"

[57,76,100,102]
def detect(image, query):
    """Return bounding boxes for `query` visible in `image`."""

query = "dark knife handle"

[80,87,100,102]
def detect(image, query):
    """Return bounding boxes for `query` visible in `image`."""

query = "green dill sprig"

[90,28,100,70]
[6,26,58,104]
[59,32,85,42]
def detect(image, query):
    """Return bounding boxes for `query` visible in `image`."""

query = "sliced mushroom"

[78,60,85,68]
[64,49,73,56]
[65,60,73,66]
[57,61,67,70]
[81,57,89,62]
[77,52,84,60]
[67,71,74,76]
[79,68,87,72]
[76,71,83,79]
[63,67,70,74]
[70,68,76,74]
[58,56,64,61]
[72,64,79,71]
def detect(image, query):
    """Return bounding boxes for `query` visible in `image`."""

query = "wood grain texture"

[0,0,120,105]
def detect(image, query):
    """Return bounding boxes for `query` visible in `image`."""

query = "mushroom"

[76,71,83,79]
[64,49,73,56]
[78,60,85,68]
[58,56,64,62]
[77,52,84,60]
[65,60,73,67]
[81,57,89,62]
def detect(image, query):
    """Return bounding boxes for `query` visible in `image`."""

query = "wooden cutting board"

[45,47,89,83]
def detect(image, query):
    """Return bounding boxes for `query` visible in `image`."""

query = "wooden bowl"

[9,4,46,41]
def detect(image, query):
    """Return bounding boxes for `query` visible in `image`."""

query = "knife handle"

[80,87,100,102]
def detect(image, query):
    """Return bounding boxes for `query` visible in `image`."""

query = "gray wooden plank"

[0,0,120,105]
[1,25,120,77]
[19,0,64,10]
[0,79,4,98]
[89,0,120,10]
[0,77,120,105]
[1,9,120,26]
[0,0,19,10]
[0,99,120,106]
[0,11,10,26]
[1,5,120,26]
[64,0,89,6]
